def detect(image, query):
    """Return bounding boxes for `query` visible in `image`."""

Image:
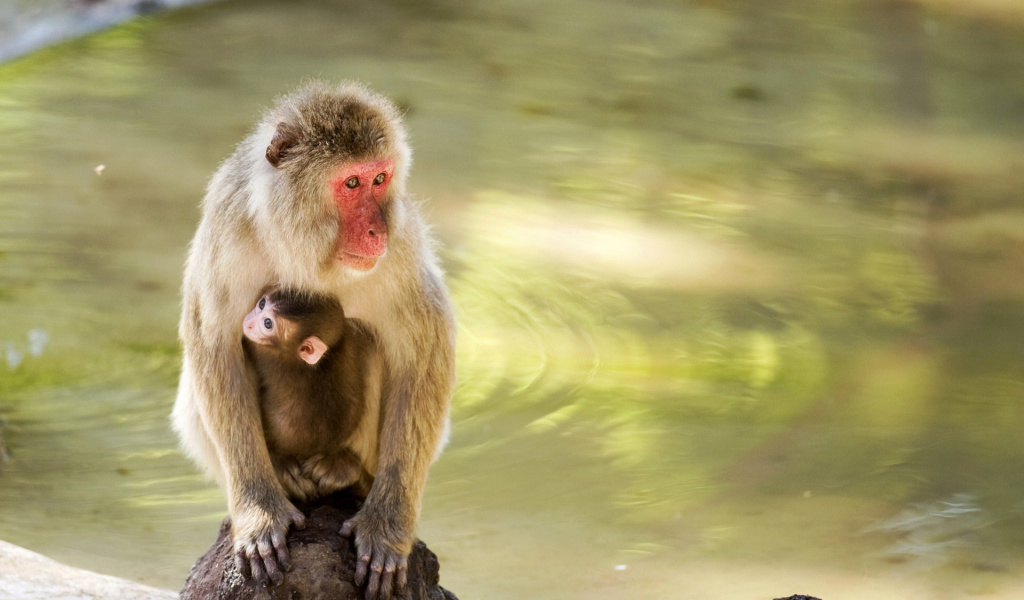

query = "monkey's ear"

[266,122,302,168]
[298,336,328,365]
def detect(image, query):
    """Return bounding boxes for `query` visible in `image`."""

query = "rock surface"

[0,539,176,600]
[180,492,458,600]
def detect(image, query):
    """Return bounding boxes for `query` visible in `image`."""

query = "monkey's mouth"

[338,252,380,271]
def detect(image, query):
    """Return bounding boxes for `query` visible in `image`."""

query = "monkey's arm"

[341,268,455,600]
[179,227,305,586]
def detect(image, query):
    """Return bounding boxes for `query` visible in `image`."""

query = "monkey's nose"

[364,227,387,255]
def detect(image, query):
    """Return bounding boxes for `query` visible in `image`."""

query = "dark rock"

[180,492,457,600]
[773,596,823,600]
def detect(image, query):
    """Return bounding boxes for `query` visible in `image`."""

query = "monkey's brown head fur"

[265,81,410,194]
[248,80,413,284]
[274,288,345,342]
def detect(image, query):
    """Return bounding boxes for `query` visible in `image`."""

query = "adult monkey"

[172,81,454,600]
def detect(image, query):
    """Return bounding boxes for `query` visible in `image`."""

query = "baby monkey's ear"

[298,336,328,365]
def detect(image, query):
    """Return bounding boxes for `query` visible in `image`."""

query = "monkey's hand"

[232,497,306,586]
[340,505,414,600]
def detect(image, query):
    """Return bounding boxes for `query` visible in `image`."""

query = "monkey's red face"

[330,158,393,271]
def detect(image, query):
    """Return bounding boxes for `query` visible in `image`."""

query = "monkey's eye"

[258,297,266,310]
[345,176,359,188]
[373,172,386,185]
[263,318,273,330]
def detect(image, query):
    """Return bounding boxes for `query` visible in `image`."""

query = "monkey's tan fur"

[172,81,454,598]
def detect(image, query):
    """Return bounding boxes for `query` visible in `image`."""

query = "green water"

[2,1,1024,598]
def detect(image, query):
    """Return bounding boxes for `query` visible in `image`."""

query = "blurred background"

[1,0,1024,598]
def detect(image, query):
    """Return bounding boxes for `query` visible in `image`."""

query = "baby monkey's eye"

[258,297,266,310]
[345,176,359,188]
[373,172,386,185]
[263,318,273,330]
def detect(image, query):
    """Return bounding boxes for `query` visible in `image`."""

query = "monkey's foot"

[232,499,306,587]
[276,459,319,501]
[340,509,413,600]
[300,452,362,495]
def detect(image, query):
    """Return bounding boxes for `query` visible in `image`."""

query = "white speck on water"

[6,342,23,369]
[28,329,49,357]
[614,564,627,571]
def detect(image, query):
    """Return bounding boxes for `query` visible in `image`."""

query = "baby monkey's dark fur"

[245,288,383,502]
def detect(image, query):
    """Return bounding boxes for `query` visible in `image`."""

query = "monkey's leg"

[301,451,364,496]
[186,338,306,587]
[341,322,454,600]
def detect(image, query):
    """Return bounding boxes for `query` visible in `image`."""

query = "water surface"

[2,1,1024,598]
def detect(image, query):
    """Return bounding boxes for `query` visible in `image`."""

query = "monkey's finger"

[371,551,390,599]
[291,512,307,531]
[340,520,354,537]
[272,529,292,571]
[265,557,284,586]
[257,538,284,586]
[249,552,269,586]
[355,552,371,586]
[365,558,384,600]
[378,572,394,600]
[378,556,397,600]
[395,556,408,593]
[234,547,250,578]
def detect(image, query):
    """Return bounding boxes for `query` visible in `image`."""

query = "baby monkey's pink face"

[243,294,286,346]
[242,293,328,365]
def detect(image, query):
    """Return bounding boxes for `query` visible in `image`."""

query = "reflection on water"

[866,493,991,570]
[2,0,1024,598]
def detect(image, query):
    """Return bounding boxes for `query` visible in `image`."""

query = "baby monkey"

[243,287,383,505]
